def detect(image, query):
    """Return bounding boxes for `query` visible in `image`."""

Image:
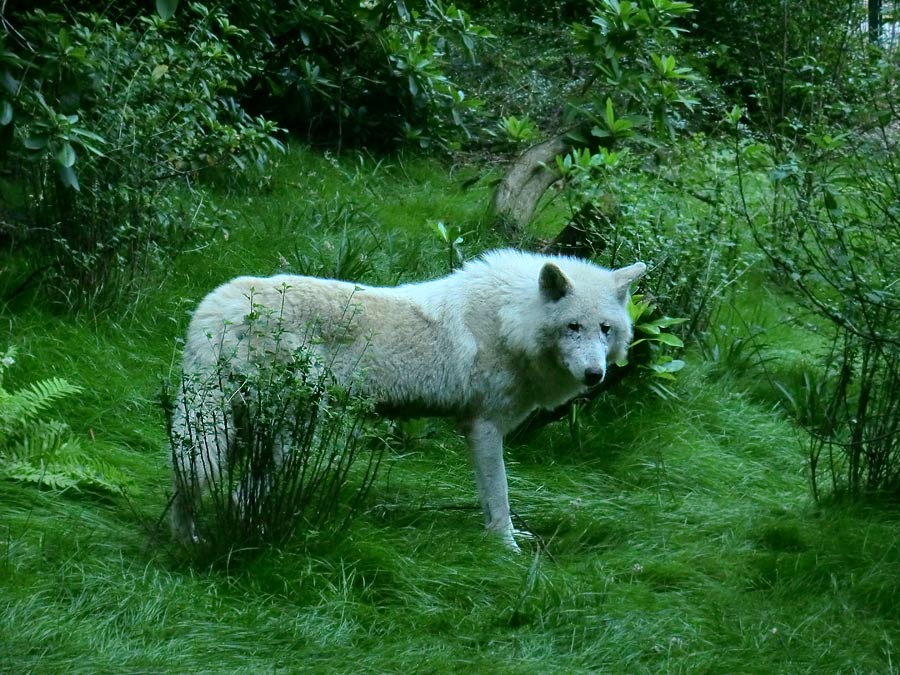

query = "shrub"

[552,135,756,342]
[166,297,386,562]
[731,42,900,499]
[228,0,492,150]
[687,0,868,129]
[0,5,283,308]
[570,0,699,144]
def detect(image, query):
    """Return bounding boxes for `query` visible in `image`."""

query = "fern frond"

[0,377,83,428]
[0,458,82,491]
[74,456,136,494]
[1,441,134,495]
[0,359,126,495]
[18,419,77,457]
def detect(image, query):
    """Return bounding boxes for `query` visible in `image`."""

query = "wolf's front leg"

[465,418,519,551]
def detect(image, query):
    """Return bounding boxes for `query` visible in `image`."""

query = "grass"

[2,145,900,674]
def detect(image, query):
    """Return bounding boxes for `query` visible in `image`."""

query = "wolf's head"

[538,259,646,387]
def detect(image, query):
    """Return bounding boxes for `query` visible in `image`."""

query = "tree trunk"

[540,201,615,257]
[489,136,571,233]
[868,0,882,43]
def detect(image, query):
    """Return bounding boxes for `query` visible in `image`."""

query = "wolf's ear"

[612,262,646,304]
[539,263,572,302]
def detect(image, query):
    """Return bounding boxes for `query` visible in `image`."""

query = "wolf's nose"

[584,368,605,387]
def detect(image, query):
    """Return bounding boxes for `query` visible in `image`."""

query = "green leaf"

[652,332,685,348]
[24,135,49,150]
[156,0,179,20]
[0,100,11,126]
[613,117,634,133]
[433,221,449,241]
[57,141,76,168]
[605,97,616,129]
[70,127,108,146]
[627,294,653,322]
[151,64,169,81]
[650,359,685,374]
[638,322,662,335]
[645,316,688,329]
[58,165,80,191]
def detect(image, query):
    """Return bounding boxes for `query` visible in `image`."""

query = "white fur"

[170,248,645,548]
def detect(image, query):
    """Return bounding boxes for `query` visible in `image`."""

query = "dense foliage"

[1,5,283,306]
[226,0,491,150]
[731,48,900,499]
[687,0,869,127]
[570,0,698,143]
[0,0,488,308]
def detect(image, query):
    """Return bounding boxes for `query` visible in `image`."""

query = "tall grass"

[1,146,899,674]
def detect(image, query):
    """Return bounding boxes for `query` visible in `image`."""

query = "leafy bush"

[687,0,868,129]
[166,296,386,561]
[0,347,132,493]
[731,41,900,499]
[624,293,686,398]
[570,0,699,144]
[227,0,491,150]
[500,114,540,144]
[0,5,283,307]
[482,0,704,236]
[553,135,756,342]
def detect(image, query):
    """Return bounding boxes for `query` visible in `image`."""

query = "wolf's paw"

[173,524,203,547]
[485,519,522,552]
[513,528,537,541]
[503,534,522,553]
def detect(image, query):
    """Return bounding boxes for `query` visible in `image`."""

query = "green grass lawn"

[2,146,899,674]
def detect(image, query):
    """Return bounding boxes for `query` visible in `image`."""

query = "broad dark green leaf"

[58,164,80,191]
[653,332,685,348]
[57,141,77,168]
[24,135,48,150]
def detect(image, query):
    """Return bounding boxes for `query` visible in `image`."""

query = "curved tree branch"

[489,135,571,233]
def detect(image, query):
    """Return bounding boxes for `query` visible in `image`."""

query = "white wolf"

[170,249,645,549]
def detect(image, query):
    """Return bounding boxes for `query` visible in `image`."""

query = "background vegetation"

[2,0,899,672]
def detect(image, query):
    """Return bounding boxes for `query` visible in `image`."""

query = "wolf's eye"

[567,322,582,333]
[600,323,612,335]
